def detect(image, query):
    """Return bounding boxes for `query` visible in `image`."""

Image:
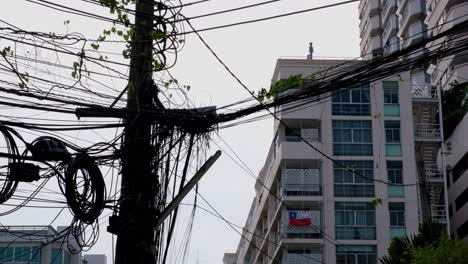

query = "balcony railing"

[415,124,441,139]
[399,0,423,35]
[431,205,447,223]
[282,210,321,237]
[283,169,320,196]
[285,128,320,143]
[282,253,323,264]
[411,85,436,99]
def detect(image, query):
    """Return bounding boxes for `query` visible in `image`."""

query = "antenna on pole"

[307,42,314,60]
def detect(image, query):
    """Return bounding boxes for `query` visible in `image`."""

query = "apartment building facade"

[0,226,81,264]
[0,225,106,264]
[359,0,468,238]
[425,0,468,240]
[225,59,421,264]
[358,0,452,230]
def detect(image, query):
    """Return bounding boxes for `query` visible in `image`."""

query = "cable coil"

[64,154,105,224]
[0,125,20,204]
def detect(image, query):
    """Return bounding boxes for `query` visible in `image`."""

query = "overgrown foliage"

[412,236,468,264]
[442,80,468,139]
[256,73,318,102]
[380,221,444,264]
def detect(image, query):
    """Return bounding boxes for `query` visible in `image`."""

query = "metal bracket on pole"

[156,150,222,227]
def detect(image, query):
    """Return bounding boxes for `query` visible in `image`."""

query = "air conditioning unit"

[426,64,436,75]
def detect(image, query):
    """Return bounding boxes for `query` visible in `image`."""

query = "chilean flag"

[288,211,312,226]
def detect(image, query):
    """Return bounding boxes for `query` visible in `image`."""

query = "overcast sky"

[0,1,360,263]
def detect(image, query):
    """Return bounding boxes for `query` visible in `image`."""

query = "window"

[0,247,40,264]
[334,161,374,197]
[452,151,468,183]
[332,83,371,116]
[389,203,406,239]
[335,202,376,240]
[333,120,373,156]
[383,81,400,116]
[457,219,468,240]
[385,121,402,156]
[336,245,377,264]
[285,128,301,142]
[455,187,468,212]
[51,248,63,264]
[385,121,400,143]
[387,161,404,197]
[383,82,399,104]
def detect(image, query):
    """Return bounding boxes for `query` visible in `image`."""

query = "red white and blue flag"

[288,211,312,226]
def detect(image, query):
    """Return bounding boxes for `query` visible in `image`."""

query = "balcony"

[398,0,424,37]
[282,168,321,197]
[382,0,398,25]
[281,209,322,238]
[431,205,447,223]
[432,2,468,37]
[360,34,383,57]
[400,22,424,49]
[282,252,323,264]
[370,15,382,36]
[285,128,320,143]
[368,0,381,16]
[384,37,400,56]
[439,61,468,92]
[382,14,398,45]
[414,124,442,141]
[398,0,409,11]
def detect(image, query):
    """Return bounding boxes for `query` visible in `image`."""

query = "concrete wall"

[84,254,107,264]
[445,115,468,240]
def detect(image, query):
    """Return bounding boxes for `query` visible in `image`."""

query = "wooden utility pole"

[114,0,157,263]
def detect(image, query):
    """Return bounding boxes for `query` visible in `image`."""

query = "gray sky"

[0,0,360,263]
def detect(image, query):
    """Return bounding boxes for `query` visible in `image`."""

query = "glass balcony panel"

[388,185,405,197]
[384,104,400,116]
[386,144,402,156]
[390,227,406,239]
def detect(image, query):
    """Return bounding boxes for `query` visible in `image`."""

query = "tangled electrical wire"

[152,1,187,71]
[0,124,110,251]
[0,125,21,204]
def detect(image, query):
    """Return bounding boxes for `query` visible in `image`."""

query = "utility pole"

[114,0,157,263]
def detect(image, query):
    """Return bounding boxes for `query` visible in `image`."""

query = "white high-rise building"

[425,0,468,241]
[225,58,421,264]
[359,0,450,231]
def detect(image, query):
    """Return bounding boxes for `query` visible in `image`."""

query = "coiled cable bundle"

[0,125,20,204]
[64,153,105,224]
